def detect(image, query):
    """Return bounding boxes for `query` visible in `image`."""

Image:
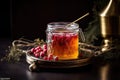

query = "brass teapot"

[100,0,120,51]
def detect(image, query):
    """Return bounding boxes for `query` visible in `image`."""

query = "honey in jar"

[46,22,79,60]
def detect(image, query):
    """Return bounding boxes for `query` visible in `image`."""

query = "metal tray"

[26,50,93,71]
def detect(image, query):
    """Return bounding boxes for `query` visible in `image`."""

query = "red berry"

[30,48,35,53]
[40,52,45,58]
[35,46,42,50]
[43,44,47,49]
[33,52,37,55]
[35,49,42,53]
[43,48,47,53]
[48,54,53,61]
[34,53,40,57]
[43,56,48,60]
[54,56,59,61]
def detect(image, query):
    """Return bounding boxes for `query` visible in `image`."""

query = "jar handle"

[79,28,85,42]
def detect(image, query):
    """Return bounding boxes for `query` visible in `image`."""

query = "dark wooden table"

[0,39,120,80]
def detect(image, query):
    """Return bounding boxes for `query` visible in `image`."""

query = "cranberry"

[54,56,59,61]
[73,34,78,39]
[52,34,57,41]
[35,46,42,50]
[40,51,45,58]
[33,52,37,55]
[35,49,42,53]
[48,54,53,61]
[34,53,40,57]
[43,48,47,53]
[30,48,35,53]
[43,44,47,49]
[52,34,55,40]
[65,34,71,41]
[30,45,60,62]
[43,56,48,60]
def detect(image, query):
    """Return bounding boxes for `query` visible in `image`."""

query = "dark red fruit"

[43,44,47,49]
[54,56,59,61]
[43,48,47,53]
[30,45,59,62]
[30,48,35,53]
[40,52,45,58]
[35,46,42,50]
[48,54,53,61]
[34,53,40,57]
[43,56,48,60]
[33,52,37,55]
[35,49,42,53]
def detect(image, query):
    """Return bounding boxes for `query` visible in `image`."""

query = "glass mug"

[46,22,85,60]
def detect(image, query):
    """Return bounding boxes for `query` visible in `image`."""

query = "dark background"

[0,0,94,40]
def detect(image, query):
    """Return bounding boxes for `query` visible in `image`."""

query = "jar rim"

[47,22,79,30]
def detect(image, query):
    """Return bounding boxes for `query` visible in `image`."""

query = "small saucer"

[26,51,92,71]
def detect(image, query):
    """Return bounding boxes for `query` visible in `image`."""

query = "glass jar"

[46,22,81,60]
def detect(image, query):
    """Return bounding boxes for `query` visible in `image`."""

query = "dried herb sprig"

[1,38,45,62]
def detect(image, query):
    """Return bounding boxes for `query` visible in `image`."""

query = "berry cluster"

[30,44,58,61]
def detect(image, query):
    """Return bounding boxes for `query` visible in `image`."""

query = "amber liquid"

[47,31,79,60]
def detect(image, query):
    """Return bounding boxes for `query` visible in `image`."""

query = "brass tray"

[26,50,93,71]
[12,38,113,71]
